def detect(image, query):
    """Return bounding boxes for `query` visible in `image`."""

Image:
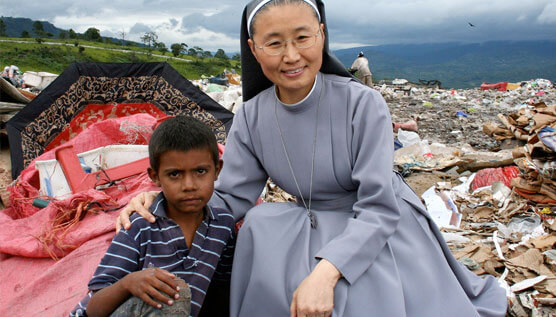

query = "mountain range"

[334,41,556,89]
[2,17,63,37]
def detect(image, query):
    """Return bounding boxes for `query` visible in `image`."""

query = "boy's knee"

[110,279,191,317]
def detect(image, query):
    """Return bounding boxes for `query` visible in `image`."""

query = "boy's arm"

[86,268,179,317]
[83,225,179,316]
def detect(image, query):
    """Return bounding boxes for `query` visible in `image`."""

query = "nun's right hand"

[116,191,160,232]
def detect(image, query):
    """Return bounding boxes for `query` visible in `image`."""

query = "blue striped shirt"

[70,193,235,317]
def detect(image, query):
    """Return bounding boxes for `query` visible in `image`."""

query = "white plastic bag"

[397,129,420,147]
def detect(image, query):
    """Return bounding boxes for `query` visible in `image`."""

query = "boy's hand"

[117,191,160,232]
[121,267,181,309]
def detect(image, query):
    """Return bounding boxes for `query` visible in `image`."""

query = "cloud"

[1,0,555,52]
[129,23,152,35]
[538,2,556,24]
[180,8,241,37]
[324,0,556,45]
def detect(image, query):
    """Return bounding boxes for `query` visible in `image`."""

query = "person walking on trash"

[118,0,508,316]
[350,51,373,87]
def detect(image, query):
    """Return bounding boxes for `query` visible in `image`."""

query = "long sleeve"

[315,86,400,284]
[210,105,268,221]
[69,230,141,316]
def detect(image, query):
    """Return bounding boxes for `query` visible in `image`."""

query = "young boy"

[71,116,235,317]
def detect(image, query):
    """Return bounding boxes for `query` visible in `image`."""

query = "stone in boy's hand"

[120,267,181,308]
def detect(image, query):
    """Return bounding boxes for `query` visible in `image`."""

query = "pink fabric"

[0,232,114,316]
[0,114,162,315]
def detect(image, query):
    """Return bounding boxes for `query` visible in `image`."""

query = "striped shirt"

[70,193,235,317]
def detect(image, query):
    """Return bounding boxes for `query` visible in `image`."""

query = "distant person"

[70,116,235,317]
[350,51,373,87]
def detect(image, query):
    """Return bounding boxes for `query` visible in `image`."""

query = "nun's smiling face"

[248,3,324,104]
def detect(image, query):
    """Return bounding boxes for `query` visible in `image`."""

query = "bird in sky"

[468,22,476,27]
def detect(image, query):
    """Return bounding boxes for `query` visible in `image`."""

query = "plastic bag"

[397,129,420,147]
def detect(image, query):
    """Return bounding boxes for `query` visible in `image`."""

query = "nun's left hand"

[290,259,341,317]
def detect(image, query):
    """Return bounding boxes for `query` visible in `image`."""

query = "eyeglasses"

[254,30,321,56]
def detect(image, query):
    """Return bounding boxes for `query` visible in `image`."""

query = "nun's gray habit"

[208,0,508,316]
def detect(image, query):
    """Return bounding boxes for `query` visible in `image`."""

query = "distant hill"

[334,41,556,89]
[1,17,63,37]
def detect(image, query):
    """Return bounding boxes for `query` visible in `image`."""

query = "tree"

[141,31,158,51]
[214,49,228,60]
[232,53,241,61]
[45,32,53,38]
[68,29,77,39]
[202,51,213,58]
[84,27,102,42]
[170,43,182,57]
[21,30,30,38]
[187,48,197,57]
[155,42,167,55]
[0,19,6,37]
[33,21,44,37]
[118,29,126,46]
[194,46,204,56]
[58,30,68,39]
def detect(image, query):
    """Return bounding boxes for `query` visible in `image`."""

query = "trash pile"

[194,69,243,113]
[386,78,556,316]
[0,64,57,103]
[382,78,556,150]
[484,101,556,205]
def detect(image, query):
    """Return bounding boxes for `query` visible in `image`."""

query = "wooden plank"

[0,113,16,122]
[0,101,25,113]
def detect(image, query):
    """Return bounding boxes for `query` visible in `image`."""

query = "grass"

[0,38,240,79]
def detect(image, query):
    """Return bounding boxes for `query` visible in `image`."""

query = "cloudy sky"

[2,0,555,52]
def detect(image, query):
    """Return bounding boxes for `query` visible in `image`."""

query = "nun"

[119,1,508,316]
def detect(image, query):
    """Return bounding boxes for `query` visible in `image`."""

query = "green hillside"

[0,39,239,79]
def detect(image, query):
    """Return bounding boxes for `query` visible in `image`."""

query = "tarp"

[7,62,234,179]
[480,82,508,91]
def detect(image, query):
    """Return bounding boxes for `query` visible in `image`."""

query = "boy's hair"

[149,116,219,171]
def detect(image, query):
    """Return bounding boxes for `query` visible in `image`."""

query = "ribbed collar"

[275,72,322,113]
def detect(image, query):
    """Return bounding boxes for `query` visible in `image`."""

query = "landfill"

[1,66,555,316]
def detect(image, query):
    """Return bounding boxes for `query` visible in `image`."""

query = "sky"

[1,0,556,52]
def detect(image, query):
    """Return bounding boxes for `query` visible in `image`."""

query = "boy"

[71,116,235,317]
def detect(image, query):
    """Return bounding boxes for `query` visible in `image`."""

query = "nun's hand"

[290,259,341,317]
[116,191,160,232]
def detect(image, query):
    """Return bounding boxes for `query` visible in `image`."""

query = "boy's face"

[148,148,222,218]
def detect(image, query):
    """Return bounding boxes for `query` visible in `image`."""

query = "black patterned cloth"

[6,62,234,178]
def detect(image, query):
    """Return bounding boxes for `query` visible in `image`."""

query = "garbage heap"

[485,101,556,205]
[382,78,556,151]
[386,79,556,315]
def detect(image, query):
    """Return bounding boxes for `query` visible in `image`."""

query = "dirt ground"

[384,86,556,151]
[403,172,449,197]
[0,146,11,208]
